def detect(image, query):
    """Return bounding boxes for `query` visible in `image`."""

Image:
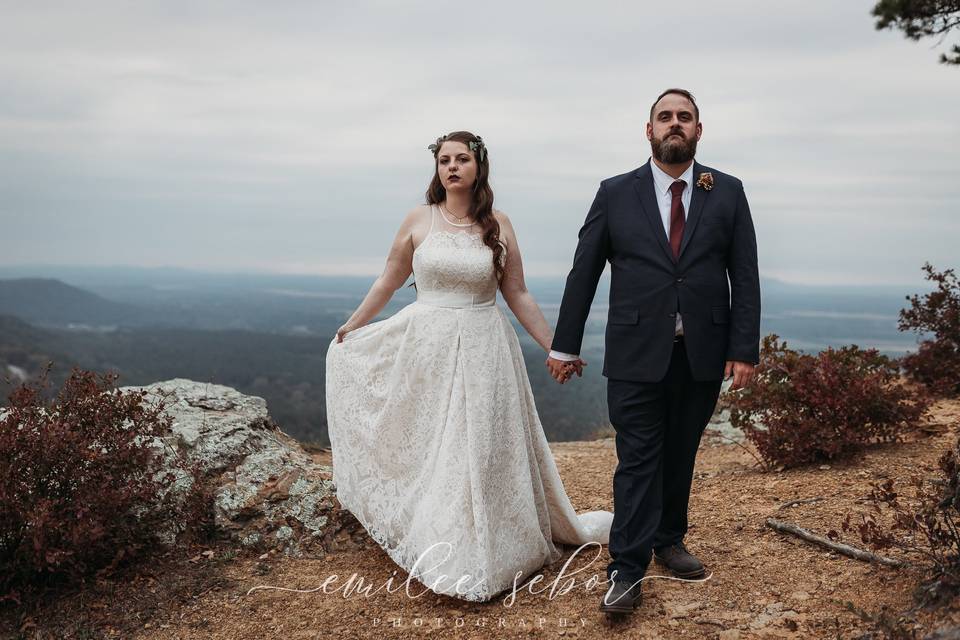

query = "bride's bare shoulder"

[398,204,432,230]
[403,204,433,247]
[492,209,516,248]
[401,203,431,223]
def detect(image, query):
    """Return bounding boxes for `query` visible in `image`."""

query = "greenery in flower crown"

[427,134,487,162]
[426,134,447,154]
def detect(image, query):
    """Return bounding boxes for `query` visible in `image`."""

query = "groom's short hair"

[650,88,699,122]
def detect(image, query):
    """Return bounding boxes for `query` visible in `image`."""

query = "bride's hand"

[336,324,354,343]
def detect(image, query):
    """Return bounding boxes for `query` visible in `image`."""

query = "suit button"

[676,277,684,283]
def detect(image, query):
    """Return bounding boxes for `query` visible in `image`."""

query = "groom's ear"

[645,121,653,140]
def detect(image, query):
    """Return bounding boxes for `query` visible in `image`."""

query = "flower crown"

[427,134,487,162]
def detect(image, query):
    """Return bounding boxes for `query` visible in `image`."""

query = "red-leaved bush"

[724,335,930,470]
[899,263,960,396]
[0,365,213,606]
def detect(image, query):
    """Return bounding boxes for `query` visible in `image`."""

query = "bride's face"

[436,141,478,193]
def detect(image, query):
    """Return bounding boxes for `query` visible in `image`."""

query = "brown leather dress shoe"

[598,579,643,615]
[652,541,706,578]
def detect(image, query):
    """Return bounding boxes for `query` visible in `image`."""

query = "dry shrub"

[0,365,214,606]
[840,431,960,611]
[724,335,930,470]
[899,263,960,397]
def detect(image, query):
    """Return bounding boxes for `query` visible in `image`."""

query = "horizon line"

[0,262,936,290]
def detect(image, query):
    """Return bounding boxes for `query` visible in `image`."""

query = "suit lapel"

[679,160,710,258]
[633,161,675,263]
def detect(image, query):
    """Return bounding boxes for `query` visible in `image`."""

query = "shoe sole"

[599,602,640,615]
[652,555,706,579]
[598,594,641,614]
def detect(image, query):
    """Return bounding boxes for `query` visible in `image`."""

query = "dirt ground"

[4,399,960,640]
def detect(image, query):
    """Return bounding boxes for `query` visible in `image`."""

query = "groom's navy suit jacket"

[551,159,761,382]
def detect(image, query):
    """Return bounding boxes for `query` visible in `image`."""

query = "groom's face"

[647,93,701,164]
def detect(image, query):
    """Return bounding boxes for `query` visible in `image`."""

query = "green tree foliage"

[872,0,960,64]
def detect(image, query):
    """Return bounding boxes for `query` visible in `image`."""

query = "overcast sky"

[1,1,957,286]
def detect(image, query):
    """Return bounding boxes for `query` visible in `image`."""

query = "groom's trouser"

[605,337,722,583]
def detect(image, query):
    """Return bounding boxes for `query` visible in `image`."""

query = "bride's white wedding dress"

[325,204,613,602]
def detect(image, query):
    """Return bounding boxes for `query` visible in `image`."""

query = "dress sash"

[416,290,496,308]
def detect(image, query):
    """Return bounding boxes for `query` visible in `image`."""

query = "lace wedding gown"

[325,204,613,602]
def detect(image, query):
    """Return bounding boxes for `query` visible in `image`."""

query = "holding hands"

[545,355,587,384]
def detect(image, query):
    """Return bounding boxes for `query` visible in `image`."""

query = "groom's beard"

[651,130,697,164]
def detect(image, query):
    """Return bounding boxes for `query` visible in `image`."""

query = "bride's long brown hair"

[426,131,505,283]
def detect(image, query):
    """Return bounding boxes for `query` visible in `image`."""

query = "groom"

[546,88,760,615]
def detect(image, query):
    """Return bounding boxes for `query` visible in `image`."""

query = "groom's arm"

[551,182,611,356]
[726,180,761,365]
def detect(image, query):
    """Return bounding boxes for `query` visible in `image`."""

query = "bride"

[325,131,613,602]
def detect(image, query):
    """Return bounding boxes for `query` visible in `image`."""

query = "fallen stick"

[777,497,825,510]
[765,517,908,568]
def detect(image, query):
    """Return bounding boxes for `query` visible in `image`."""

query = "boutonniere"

[696,172,714,191]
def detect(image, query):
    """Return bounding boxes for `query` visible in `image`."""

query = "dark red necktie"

[669,179,686,259]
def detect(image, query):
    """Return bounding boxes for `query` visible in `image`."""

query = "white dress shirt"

[549,158,692,362]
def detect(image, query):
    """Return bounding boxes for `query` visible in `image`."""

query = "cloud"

[0,1,957,285]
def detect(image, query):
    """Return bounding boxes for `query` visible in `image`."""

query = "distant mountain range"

[0,266,930,444]
[0,278,145,329]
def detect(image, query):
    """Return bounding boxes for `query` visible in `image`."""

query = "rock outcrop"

[121,378,339,556]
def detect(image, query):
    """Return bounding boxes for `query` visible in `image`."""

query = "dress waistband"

[416,291,496,308]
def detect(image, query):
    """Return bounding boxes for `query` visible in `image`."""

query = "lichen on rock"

[119,378,336,556]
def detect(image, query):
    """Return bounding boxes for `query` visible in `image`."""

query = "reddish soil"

[4,400,960,639]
